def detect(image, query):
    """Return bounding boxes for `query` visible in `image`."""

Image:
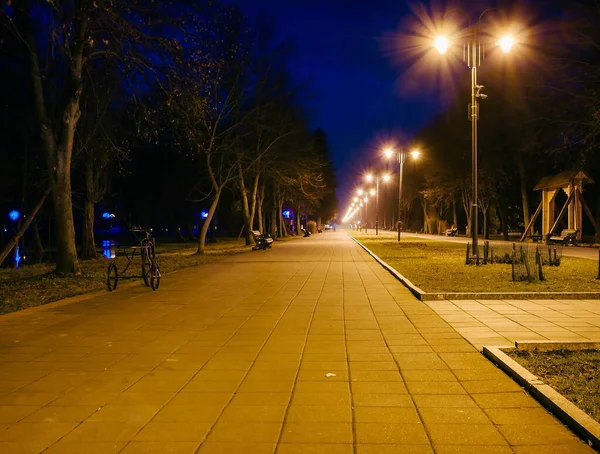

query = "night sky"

[229,0,446,212]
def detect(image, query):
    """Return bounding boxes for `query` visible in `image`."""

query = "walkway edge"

[483,345,600,451]
[349,234,426,300]
[350,235,600,300]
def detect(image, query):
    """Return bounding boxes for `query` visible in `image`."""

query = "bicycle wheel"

[150,262,161,291]
[107,263,118,291]
[141,247,152,287]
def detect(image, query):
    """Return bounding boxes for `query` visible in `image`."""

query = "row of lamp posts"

[346,8,517,258]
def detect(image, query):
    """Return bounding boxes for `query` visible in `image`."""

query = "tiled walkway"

[0,232,593,453]
[426,299,600,350]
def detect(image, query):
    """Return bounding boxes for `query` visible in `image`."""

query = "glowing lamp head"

[410,149,421,160]
[497,35,516,53]
[370,188,376,196]
[353,197,359,203]
[357,189,364,196]
[363,197,368,203]
[384,148,394,159]
[434,36,450,54]
[8,210,20,221]
[365,174,374,182]
[383,174,391,182]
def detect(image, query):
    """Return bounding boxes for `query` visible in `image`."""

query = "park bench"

[301,227,311,237]
[546,228,579,246]
[251,230,273,250]
[444,227,458,237]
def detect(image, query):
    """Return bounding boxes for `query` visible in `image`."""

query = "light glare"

[411,149,421,160]
[434,36,450,55]
[497,35,516,53]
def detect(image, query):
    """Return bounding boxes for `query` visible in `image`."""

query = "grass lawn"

[0,236,297,315]
[506,348,600,424]
[351,232,600,294]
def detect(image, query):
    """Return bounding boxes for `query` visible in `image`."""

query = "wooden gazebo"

[521,170,598,242]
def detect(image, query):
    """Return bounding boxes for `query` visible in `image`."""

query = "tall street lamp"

[365,173,391,235]
[434,10,516,259]
[385,147,420,241]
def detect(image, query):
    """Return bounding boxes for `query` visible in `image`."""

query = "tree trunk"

[453,200,458,229]
[198,189,221,254]
[516,153,531,234]
[18,5,85,274]
[0,186,51,266]
[80,159,97,259]
[80,199,96,259]
[51,167,80,274]
[257,181,265,233]
[498,195,510,241]
[32,217,44,263]
[278,197,287,237]
[296,204,302,235]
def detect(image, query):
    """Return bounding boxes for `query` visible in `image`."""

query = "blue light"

[102,212,111,219]
[201,211,208,219]
[8,210,20,221]
[283,210,291,219]
[15,245,21,268]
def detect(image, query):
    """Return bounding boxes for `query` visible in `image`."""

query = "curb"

[483,344,600,450]
[350,235,600,301]
[349,235,426,300]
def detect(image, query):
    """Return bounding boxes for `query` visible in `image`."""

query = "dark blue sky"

[230,0,445,210]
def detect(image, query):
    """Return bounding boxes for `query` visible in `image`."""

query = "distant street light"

[384,147,421,241]
[365,173,391,235]
[433,9,517,260]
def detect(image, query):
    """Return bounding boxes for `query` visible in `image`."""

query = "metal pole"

[376,178,380,235]
[397,152,405,242]
[365,199,368,234]
[471,37,479,258]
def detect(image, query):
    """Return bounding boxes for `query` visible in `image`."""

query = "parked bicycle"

[106,229,161,291]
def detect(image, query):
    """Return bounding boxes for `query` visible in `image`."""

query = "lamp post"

[434,10,516,259]
[385,148,420,241]
[365,173,391,235]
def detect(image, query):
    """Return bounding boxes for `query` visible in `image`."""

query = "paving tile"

[133,422,212,442]
[512,444,595,453]
[483,408,559,425]
[153,404,224,422]
[44,441,125,453]
[356,446,434,454]
[407,381,466,395]
[354,406,420,424]
[350,371,403,382]
[0,405,40,423]
[355,423,429,444]
[497,424,582,445]
[0,422,76,442]
[418,407,490,424]
[286,404,352,422]
[196,442,275,453]
[120,441,200,453]
[277,444,352,454]
[351,381,408,394]
[353,393,414,407]
[462,379,523,394]
[471,392,539,409]
[291,392,350,406]
[433,446,513,454]
[61,421,144,442]
[413,394,477,409]
[207,421,282,443]
[219,405,286,422]
[230,393,290,407]
[22,405,97,423]
[280,422,352,443]
[425,424,508,445]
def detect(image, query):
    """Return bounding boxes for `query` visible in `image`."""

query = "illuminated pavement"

[0,232,593,453]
